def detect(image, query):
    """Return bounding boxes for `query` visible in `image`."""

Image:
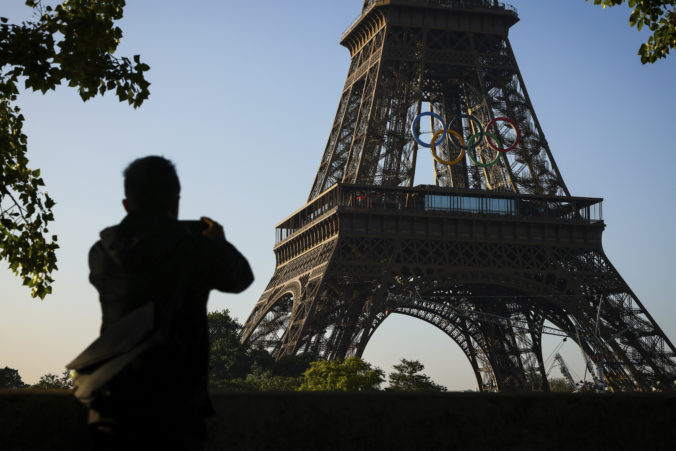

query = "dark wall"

[2,390,675,450]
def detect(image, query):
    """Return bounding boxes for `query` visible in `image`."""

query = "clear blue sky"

[1,0,674,390]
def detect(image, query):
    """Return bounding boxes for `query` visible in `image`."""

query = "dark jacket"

[88,212,253,434]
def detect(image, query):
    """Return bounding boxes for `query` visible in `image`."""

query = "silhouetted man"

[86,156,253,450]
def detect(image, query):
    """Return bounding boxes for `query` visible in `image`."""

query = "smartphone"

[180,219,208,235]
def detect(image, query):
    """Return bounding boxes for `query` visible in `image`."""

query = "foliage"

[206,312,389,393]
[209,377,259,392]
[588,0,676,63]
[209,353,313,392]
[0,0,150,299]
[525,370,546,391]
[207,309,318,389]
[0,366,27,388]
[208,309,251,381]
[32,370,73,389]
[548,377,576,393]
[210,369,302,392]
[246,348,276,374]
[241,365,302,392]
[297,356,384,392]
[272,353,318,378]
[387,359,447,392]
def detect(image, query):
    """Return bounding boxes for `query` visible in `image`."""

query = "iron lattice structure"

[241,0,676,391]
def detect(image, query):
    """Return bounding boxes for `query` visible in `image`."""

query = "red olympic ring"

[485,117,520,153]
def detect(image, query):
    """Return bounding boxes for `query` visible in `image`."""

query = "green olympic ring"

[466,132,502,168]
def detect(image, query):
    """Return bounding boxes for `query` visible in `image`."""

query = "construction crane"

[554,353,578,392]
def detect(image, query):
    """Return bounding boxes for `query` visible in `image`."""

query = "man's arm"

[200,217,254,293]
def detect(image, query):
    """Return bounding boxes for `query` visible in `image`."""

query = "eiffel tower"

[241,0,676,391]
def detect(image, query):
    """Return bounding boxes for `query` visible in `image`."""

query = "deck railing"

[275,184,603,244]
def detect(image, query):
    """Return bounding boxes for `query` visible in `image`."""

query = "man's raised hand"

[200,217,226,241]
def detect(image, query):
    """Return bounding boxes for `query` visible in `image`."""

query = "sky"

[1,0,675,390]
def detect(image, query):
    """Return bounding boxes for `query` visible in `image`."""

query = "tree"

[548,377,576,393]
[387,359,447,392]
[272,353,317,378]
[243,365,303,392]
[587,0,676,63]
[207,310,318,389]
[32,370,73,389]
[0,0,150,299]
[0,366,27,388]
[208,309,251,382]
[297,356,384,391]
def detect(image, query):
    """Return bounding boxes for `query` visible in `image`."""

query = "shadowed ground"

[1,389,675,450]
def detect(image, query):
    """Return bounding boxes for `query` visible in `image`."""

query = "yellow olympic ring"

[430,128,466,166]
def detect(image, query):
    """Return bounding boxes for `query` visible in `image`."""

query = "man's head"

[123,156,180,217]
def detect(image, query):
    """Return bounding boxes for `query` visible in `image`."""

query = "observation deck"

[342,0,519,53]
[272,184,604,266]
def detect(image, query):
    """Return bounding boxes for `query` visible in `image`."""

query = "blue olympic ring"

[411,112,487,150]
[411,111,447,148]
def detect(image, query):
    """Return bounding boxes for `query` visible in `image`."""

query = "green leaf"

[0,1,150,300]
[589,0,676,64]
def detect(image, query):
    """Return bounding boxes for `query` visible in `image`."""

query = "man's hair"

[123,156,180,213]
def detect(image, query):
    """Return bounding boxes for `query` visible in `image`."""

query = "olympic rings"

[430,129,466,166]
[466,132,502,168]
[411,112,520,168]
[485,117,520,153]
[448,114,485,149]
[411,111,446,148]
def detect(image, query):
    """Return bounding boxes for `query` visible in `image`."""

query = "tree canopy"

[208,309,251,381]
[0,366,27,388]
[298,356,385,391]
[0,0,150,299]
[548,377,576,393]
[387,359,447,392]
[588,0,676,63]
[32,370,73,389]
